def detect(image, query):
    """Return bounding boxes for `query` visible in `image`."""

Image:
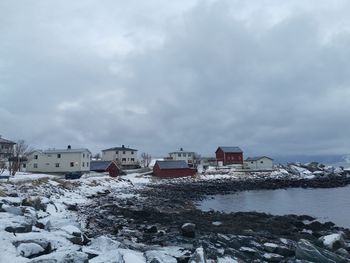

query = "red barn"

[153,160,196,178]
[90,161,122,177]
[215,146,243,166]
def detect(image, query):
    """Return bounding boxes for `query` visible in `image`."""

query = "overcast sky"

[1,0,350,158]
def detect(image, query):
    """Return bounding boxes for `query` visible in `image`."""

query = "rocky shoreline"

[81,173,350,262]
[1,169,350,262]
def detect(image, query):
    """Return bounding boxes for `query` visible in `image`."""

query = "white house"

[169,148,196,167]
[102,145,138,167]
[26,146,91,173]
[245,156,273,171]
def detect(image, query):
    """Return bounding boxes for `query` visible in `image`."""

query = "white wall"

[245,157,273,170]
[102,149,138,165]
[27,150,91,173]
[169,152,194,164]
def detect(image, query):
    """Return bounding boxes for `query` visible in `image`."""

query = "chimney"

[122,145,125,148]
[67,145,71,150]
[180,147,183,151]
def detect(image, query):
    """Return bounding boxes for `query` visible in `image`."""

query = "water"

[198,185,350,228]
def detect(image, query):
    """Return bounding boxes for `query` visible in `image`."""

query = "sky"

[1,0,350,160]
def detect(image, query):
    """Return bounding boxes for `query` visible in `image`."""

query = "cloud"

[1,0,350,159]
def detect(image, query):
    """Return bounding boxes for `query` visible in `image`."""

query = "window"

[34,163,38,168]
[131,158,134,162]
[116,151,118,154]
[57,154,61,158]
[34,155,38,159]
[87,162,89,167]
[82,162,85,167]
[23,163,26,168]
[116,158,118,161]
[131,151,134,154]
[178,153,181,157]
[123,151,126,154]
[122,158,126,162]
[83,154,85,158]
[70,162,74,167]
[55,163,60,167]
[251,161,254,164]
[260,161,264,164]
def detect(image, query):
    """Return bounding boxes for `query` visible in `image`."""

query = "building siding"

[27,150,91,173]
[153,163,196,178]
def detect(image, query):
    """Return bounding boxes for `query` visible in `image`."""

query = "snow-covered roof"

[33,148,91,154]
[156,160,189,169]
[216,146,243,153]
[0,137,16,145]
[102,146,137,152]
[246,156,273,161]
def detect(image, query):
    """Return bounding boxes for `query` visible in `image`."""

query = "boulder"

[181,223,196,238]
[189,247,207,263]
[144,225,158,234]
[318,233,346,250]
[17,242,45,258]
[296,239,348,263]
[5,223,33,233]
[22,197,47,211]
[145,250,177,263]
[263,253,284,262]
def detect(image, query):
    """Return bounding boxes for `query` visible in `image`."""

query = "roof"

[246,156,273,161]
[34,148,91,154]
[169,150,195,154]
[156,160,189,169]
[102,146,137,152]
[0,137,16,145]
[216,146,243,153]
[90,161,117,171]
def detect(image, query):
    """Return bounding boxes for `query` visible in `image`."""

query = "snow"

[17,242,44,257]
[320,233,344,249]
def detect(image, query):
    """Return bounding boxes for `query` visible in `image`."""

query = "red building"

[153,160,196,178]
[215,146,243,166]
[90,161,122,177]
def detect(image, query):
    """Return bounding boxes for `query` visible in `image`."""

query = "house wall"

[216,149,243,165]
[169,152,195,166]
[0,142,15,160]
[27,150,91,173]
[102,150,138,165]
[245,157,273,170]
[153,164,196,178]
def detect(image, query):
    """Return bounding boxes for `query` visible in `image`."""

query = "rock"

[22,197,47,211]
[29,251,89,263]
[189,247,207,263]
[263,253,284,262]
[69,234,90,246]
[318,233,346,250]
[35,222,45,229]
[263,242,279,253]
[61,225,82,237]
[145,250,177,263]
[5,223,33,233]
[17,242,45,258]
[296,239,348,263]
[8,192,19,197]
[181,223,196,238]
[66,204,78,211]
[336,248,350,257]
[144,225,158,234]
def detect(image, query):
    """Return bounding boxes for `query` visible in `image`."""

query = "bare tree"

[141,152,152,167]
[0,159,6,175]
[9,140,32,175]
[93,153,101,160]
